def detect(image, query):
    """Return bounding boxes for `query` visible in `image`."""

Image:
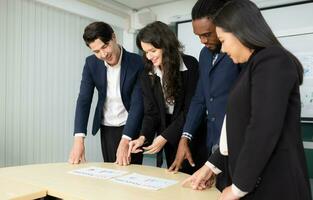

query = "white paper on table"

[68,167,128,180]
[111,173,178,190]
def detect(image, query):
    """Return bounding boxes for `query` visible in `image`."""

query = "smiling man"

[68,22,144,166]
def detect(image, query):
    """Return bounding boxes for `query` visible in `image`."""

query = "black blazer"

[209,46,312,199]
[140,54,198,147]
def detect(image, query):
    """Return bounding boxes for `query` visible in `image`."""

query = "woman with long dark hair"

[128,21,206,172]
[183,0,312,199]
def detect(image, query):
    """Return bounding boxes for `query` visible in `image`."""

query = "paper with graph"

[112,173,177,190]
[69,167,128,180]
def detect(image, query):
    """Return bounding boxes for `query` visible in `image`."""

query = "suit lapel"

[172,73,184,117]
[120,48,127,94]
[98,59,107,95]
[207,53,214,73]
[208,53,226,74]
[213,53,226,67]
[153,76,166,128]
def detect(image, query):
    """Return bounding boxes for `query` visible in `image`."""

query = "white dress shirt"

[102,47,128,127]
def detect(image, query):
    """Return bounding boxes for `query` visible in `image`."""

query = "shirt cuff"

[74,133,86,137]
[182,132,192,140]
[205,161,222,175]
[122,135,132,140]
[231,184,248,198]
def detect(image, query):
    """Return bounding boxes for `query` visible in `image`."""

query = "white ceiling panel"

[107,0,182,10]
[86,0,311,16]
[101,0,310,11]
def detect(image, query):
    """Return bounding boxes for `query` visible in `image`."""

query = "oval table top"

[0,162,220,200]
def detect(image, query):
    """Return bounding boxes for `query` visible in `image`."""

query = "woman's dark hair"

[136,21,183,103]
[83,21,114,47]
[213,0,303,84]
[191,0,230,20]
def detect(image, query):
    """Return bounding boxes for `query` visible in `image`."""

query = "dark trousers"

[100,125,143,164]
[156,114,176,168]
[164,143,176,168]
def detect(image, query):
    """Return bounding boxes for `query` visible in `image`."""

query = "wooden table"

[0,177,46,200]
[0,162,220,200]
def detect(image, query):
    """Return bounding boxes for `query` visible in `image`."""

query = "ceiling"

[98,0,309,10]
[78,0,311,19]
[110,0,183,10]
[83,0,183,11]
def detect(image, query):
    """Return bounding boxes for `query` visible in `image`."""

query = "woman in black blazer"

[183,1,312,199]
[128,21,207,171]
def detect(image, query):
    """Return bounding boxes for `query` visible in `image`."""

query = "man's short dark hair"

[83,21,114,47]
[191,0,229,20]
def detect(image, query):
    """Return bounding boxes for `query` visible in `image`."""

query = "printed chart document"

[69,167,128,180]
[112,173,178,190]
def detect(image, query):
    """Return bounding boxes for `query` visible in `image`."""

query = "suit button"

[255,177,262,188]
[211,117,215,122]
[209,97,214,102]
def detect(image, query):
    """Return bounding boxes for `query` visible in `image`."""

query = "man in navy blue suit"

[169,0,239,181]
[68,22,144,166]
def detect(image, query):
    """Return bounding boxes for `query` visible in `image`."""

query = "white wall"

[0,0,6,166]
[255,0,309,8]
[0,0,128,167]
[35,0,138,52]
[177,22,202,59]
[35,0,129,30]
[149,0,197,24]
[147,0,312,25]
[262,3,313,36]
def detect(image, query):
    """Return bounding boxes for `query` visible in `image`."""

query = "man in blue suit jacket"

[169,0,239,181]
[68,22,144,166]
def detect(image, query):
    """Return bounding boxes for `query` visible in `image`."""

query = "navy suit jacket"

[74,48,144,138]
[183,47,239,150]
